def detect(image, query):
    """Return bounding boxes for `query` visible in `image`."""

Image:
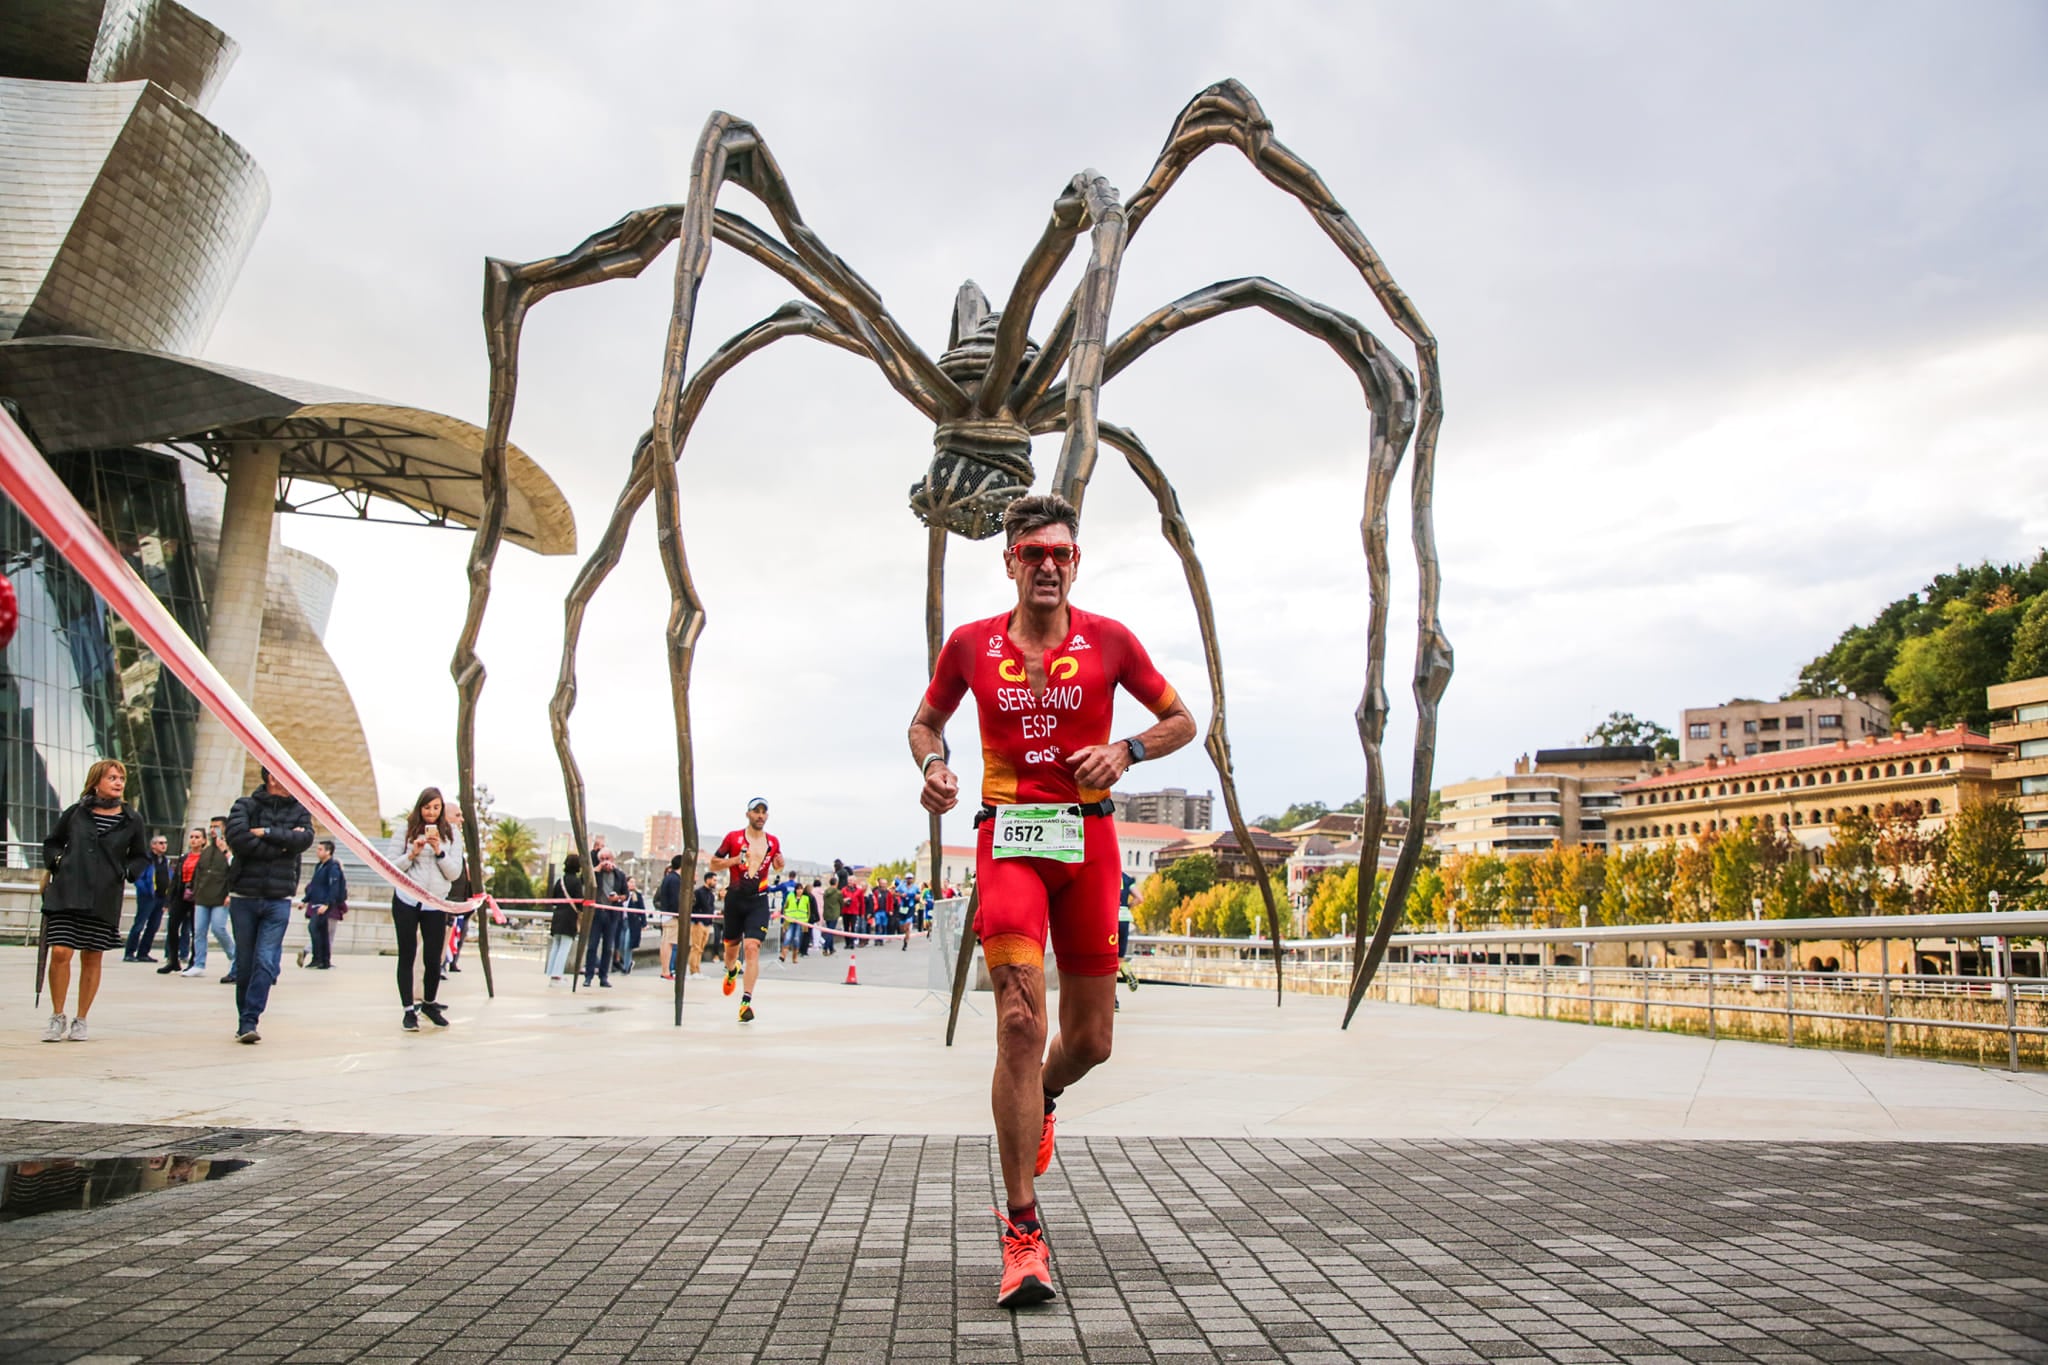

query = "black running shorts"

[723,890,771,943]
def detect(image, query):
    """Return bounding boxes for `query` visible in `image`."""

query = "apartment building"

[1109,787,1213,830]
[642,810,683,863]
[1681,696,1890,762]
[1612,724,2008,855]
[1433,746,1657,858]
[1987,674,2048,875]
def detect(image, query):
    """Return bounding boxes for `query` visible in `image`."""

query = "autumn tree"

[1930,797,2033,917]
[1131,873,1179,933]
[1306,866,1360,938]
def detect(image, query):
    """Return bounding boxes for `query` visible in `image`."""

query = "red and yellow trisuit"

[923,606,1179,976]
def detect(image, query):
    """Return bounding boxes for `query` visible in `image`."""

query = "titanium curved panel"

[88,0,238,114]
[0,337,579,555]
[0,0,235,113]
[5,77,266,353]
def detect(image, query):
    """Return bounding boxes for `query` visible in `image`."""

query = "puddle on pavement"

[1,1155,250,1222]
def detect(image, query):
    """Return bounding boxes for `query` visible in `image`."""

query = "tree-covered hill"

[1790,552,2048,730]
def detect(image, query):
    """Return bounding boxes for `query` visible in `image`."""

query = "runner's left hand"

[1065,744,1128,790]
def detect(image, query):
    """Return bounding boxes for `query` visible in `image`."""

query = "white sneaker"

[42,1013,67,1042]
[65,1017,88,1042]
[181,965,204,977]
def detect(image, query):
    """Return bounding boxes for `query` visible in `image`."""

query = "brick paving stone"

[1,1123,2045,1362]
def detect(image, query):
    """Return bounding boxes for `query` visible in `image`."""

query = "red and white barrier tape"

[479,895,931,944]
[0,408,473,914]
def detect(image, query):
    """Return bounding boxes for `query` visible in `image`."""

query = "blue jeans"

[228,897,291,1032]
[125,898,163,959]
[545,933,575,977]
[192,904,234,970]
[584,908,618,983]
[614,913,634,973]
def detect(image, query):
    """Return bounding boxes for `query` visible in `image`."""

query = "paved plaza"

[4,943,2047,1361]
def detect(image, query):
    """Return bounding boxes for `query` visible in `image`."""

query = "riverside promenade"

[4,942,2046,1362]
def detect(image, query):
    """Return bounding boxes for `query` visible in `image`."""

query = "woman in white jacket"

[389,786,464,1031]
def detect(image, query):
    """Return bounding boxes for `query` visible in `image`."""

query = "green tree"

[1404,864,1446,929]
[2007,593,2048,683]
[1457,853,1509,920]
[487,817,541,877]
[489,860,534,899]
[1162,852,1218,901]
[1886,597,2024,730]
[1794,551,2048,708]
[1930,797,2034,916]
[1585,710,1679,760]
[1251,801,1329,831]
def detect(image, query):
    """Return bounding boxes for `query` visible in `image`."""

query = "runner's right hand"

[920,761,959,816]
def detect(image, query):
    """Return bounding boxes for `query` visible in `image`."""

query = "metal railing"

[1130,909,2048,1071]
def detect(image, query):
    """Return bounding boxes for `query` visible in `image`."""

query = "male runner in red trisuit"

[909,493,1195,1308]
[710,797,783,1023]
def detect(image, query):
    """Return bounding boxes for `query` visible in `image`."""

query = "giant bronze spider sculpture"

[449,81,1451,1031]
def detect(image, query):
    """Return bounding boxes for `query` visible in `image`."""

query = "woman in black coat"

[41,758,149,1042]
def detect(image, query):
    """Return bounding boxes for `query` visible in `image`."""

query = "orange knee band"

[982,933,1044,970]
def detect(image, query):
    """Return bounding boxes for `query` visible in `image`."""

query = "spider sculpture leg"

[543,305,865,1011]
[465,112,964,1001]
[924,524,947,901]
[1003,81,1450,1024]
[1099,421,1288,1002]
[1029,277,1419,999]
[944,885,981,1048]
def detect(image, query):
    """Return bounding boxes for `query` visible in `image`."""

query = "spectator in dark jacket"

[186,817,235,980]
[39,759,148,1041]
[544,855,584,984]
[302,840,347,970]
[584,851,626,987]
[156,829,200,974]
[655,858,683,979]
[225,768,314,1043]
[123,833,172,964]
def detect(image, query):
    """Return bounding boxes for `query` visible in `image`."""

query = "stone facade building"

[1610,725,2009,857]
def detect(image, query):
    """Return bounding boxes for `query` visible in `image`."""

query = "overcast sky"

[191,0,2048,862]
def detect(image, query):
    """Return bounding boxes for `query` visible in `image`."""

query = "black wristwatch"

[1123,737,1146,766]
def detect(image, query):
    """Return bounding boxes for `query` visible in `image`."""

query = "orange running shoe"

[722,965,739,997]
[1034,1112,1056,1176]
[995,1209,1056,1309]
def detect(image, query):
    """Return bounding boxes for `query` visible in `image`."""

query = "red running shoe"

[1035,1112,1056,1176]
[995,1209,1056,1308]
[722,965,739,997]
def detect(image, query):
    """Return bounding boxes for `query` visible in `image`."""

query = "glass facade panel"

[0,447,207,862]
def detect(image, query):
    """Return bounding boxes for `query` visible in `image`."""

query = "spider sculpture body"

[449,81,1451,1030]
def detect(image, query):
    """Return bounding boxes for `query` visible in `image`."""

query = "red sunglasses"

[1007,542,1080,567]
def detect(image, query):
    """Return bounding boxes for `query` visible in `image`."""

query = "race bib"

[990,804,1085,864]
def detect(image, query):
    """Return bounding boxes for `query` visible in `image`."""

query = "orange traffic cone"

[844,951,859,986]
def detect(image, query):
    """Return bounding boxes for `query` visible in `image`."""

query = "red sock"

[1007,1201,1038,1229]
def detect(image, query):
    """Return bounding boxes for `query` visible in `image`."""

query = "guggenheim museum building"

[0,0,575,856]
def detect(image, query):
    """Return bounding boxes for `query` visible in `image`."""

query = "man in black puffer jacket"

[224,767,314,1043]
